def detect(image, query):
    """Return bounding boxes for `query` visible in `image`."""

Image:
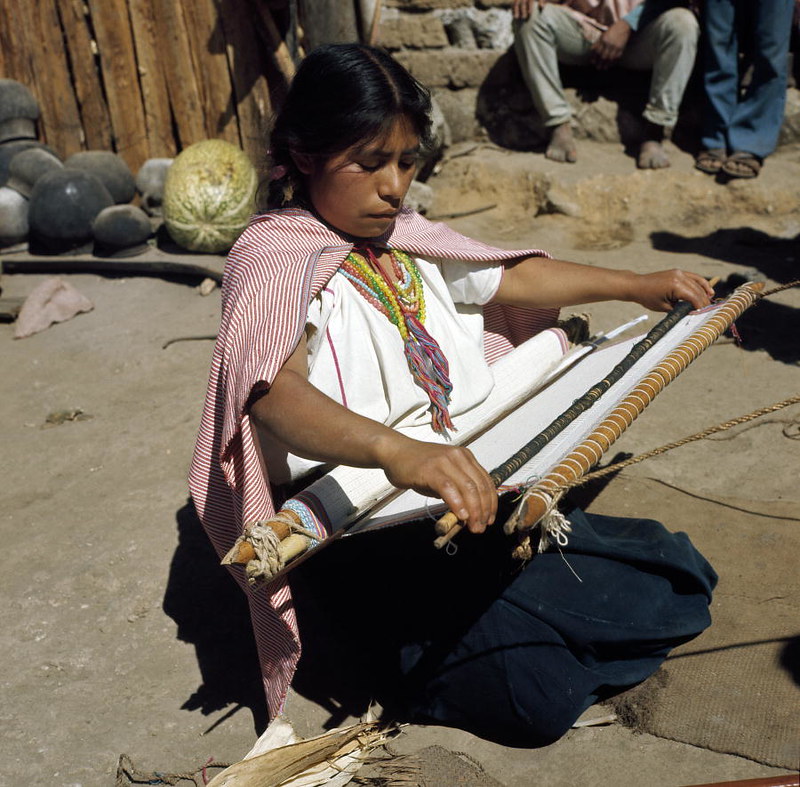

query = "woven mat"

[594,479,800,769]
[360,745,505,787]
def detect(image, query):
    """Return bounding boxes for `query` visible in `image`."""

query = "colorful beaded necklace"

[339,246,454,434]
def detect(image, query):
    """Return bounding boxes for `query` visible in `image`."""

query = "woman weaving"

[189,43,717,746]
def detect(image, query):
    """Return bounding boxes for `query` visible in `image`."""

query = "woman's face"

[296,116,421,239]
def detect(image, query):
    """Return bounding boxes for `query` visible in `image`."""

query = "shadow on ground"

[162,500,268,734]
[650,227,800,364]
[289,459,628,731]
[780,635,800,687]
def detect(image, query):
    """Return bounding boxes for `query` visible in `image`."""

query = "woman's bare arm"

[250,333,498,532]
[493,256,714,311]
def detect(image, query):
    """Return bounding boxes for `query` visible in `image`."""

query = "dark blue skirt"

[290,506,717,747]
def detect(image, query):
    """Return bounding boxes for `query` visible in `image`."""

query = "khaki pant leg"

[513,4,593,127]
[621,7,699,127]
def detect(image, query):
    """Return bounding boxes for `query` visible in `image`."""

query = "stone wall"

[379,1,515,145]
[378,2,800,153]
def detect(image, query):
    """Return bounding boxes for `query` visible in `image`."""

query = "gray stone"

[65,150,137,204]
[7,147,64,198]
[432,87,481,144]
[472,8,513,50]
[437,7,512,50]
[439,11,477,48]
[135,157,173,216]
[28,169,114,254]
[0,79,39,143]
[404,180,435,214]
[92,204,153,257]
[544,186,582,218]
[0,186,29,246]
[0,140,58,187]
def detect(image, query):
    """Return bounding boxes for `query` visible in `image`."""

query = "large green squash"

[162,139,257,254]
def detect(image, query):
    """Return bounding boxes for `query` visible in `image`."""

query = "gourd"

[162,139,257,254]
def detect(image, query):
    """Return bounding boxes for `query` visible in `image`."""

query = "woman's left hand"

[631,270,715,312]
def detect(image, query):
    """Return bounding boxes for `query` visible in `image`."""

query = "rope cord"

[759,279,800,297]
[115,753,231,786]
[557,393,800,489]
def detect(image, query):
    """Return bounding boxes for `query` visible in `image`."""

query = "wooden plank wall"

[0,0,298,173]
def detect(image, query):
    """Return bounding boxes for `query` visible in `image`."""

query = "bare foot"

[638,140,670,169]
[546,123,577,163]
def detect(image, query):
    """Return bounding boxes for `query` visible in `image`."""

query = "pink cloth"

[188,206,558,716]
[546,0,643,39]
[14,277,93,339]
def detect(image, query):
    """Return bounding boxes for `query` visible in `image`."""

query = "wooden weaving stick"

[433,279,723,549]
[505,282,762,539]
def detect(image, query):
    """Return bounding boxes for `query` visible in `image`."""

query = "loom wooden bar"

[433,300,693,548]
[25,0,84,157]
[150,0,206,149]
[55,0,113,151]
[179,0,240,145]
[86,0,149,171]
[509,284,763,534]
[127,0,178,157]
[222,522,291,566]
[218,0,273,162]
[683,776,800,787]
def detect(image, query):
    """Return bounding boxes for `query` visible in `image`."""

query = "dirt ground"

[1,139,799,787]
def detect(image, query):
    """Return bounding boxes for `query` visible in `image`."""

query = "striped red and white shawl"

[188,206,556,716]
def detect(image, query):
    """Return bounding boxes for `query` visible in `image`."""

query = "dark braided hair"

[260,43,433,211]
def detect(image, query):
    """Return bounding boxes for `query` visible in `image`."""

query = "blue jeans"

[701,0,794,158]
[291,506,717,747]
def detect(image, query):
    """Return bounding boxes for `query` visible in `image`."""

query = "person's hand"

[512,0,537,21]
[379,438,497,534]
[590,19,632,68]
[630,270,714,312]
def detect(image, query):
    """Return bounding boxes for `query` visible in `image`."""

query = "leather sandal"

[694,148,726,174]
[721,151,762,179]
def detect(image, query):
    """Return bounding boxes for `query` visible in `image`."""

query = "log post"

[55,0,114,152]
[127,0,178,158]
[87,0,150,171]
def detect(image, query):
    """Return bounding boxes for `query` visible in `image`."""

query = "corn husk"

[206,715,395,787]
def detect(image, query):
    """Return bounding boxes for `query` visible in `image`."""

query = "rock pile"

[0,78,172,257]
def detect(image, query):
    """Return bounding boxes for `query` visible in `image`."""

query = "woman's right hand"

[253,339,497,533]
[377,436,497,533]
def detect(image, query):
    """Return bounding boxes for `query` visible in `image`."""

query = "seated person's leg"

[401,508,716,746]
[513,4,591,162]
[621,7,700,168]
[723,0,794,173]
